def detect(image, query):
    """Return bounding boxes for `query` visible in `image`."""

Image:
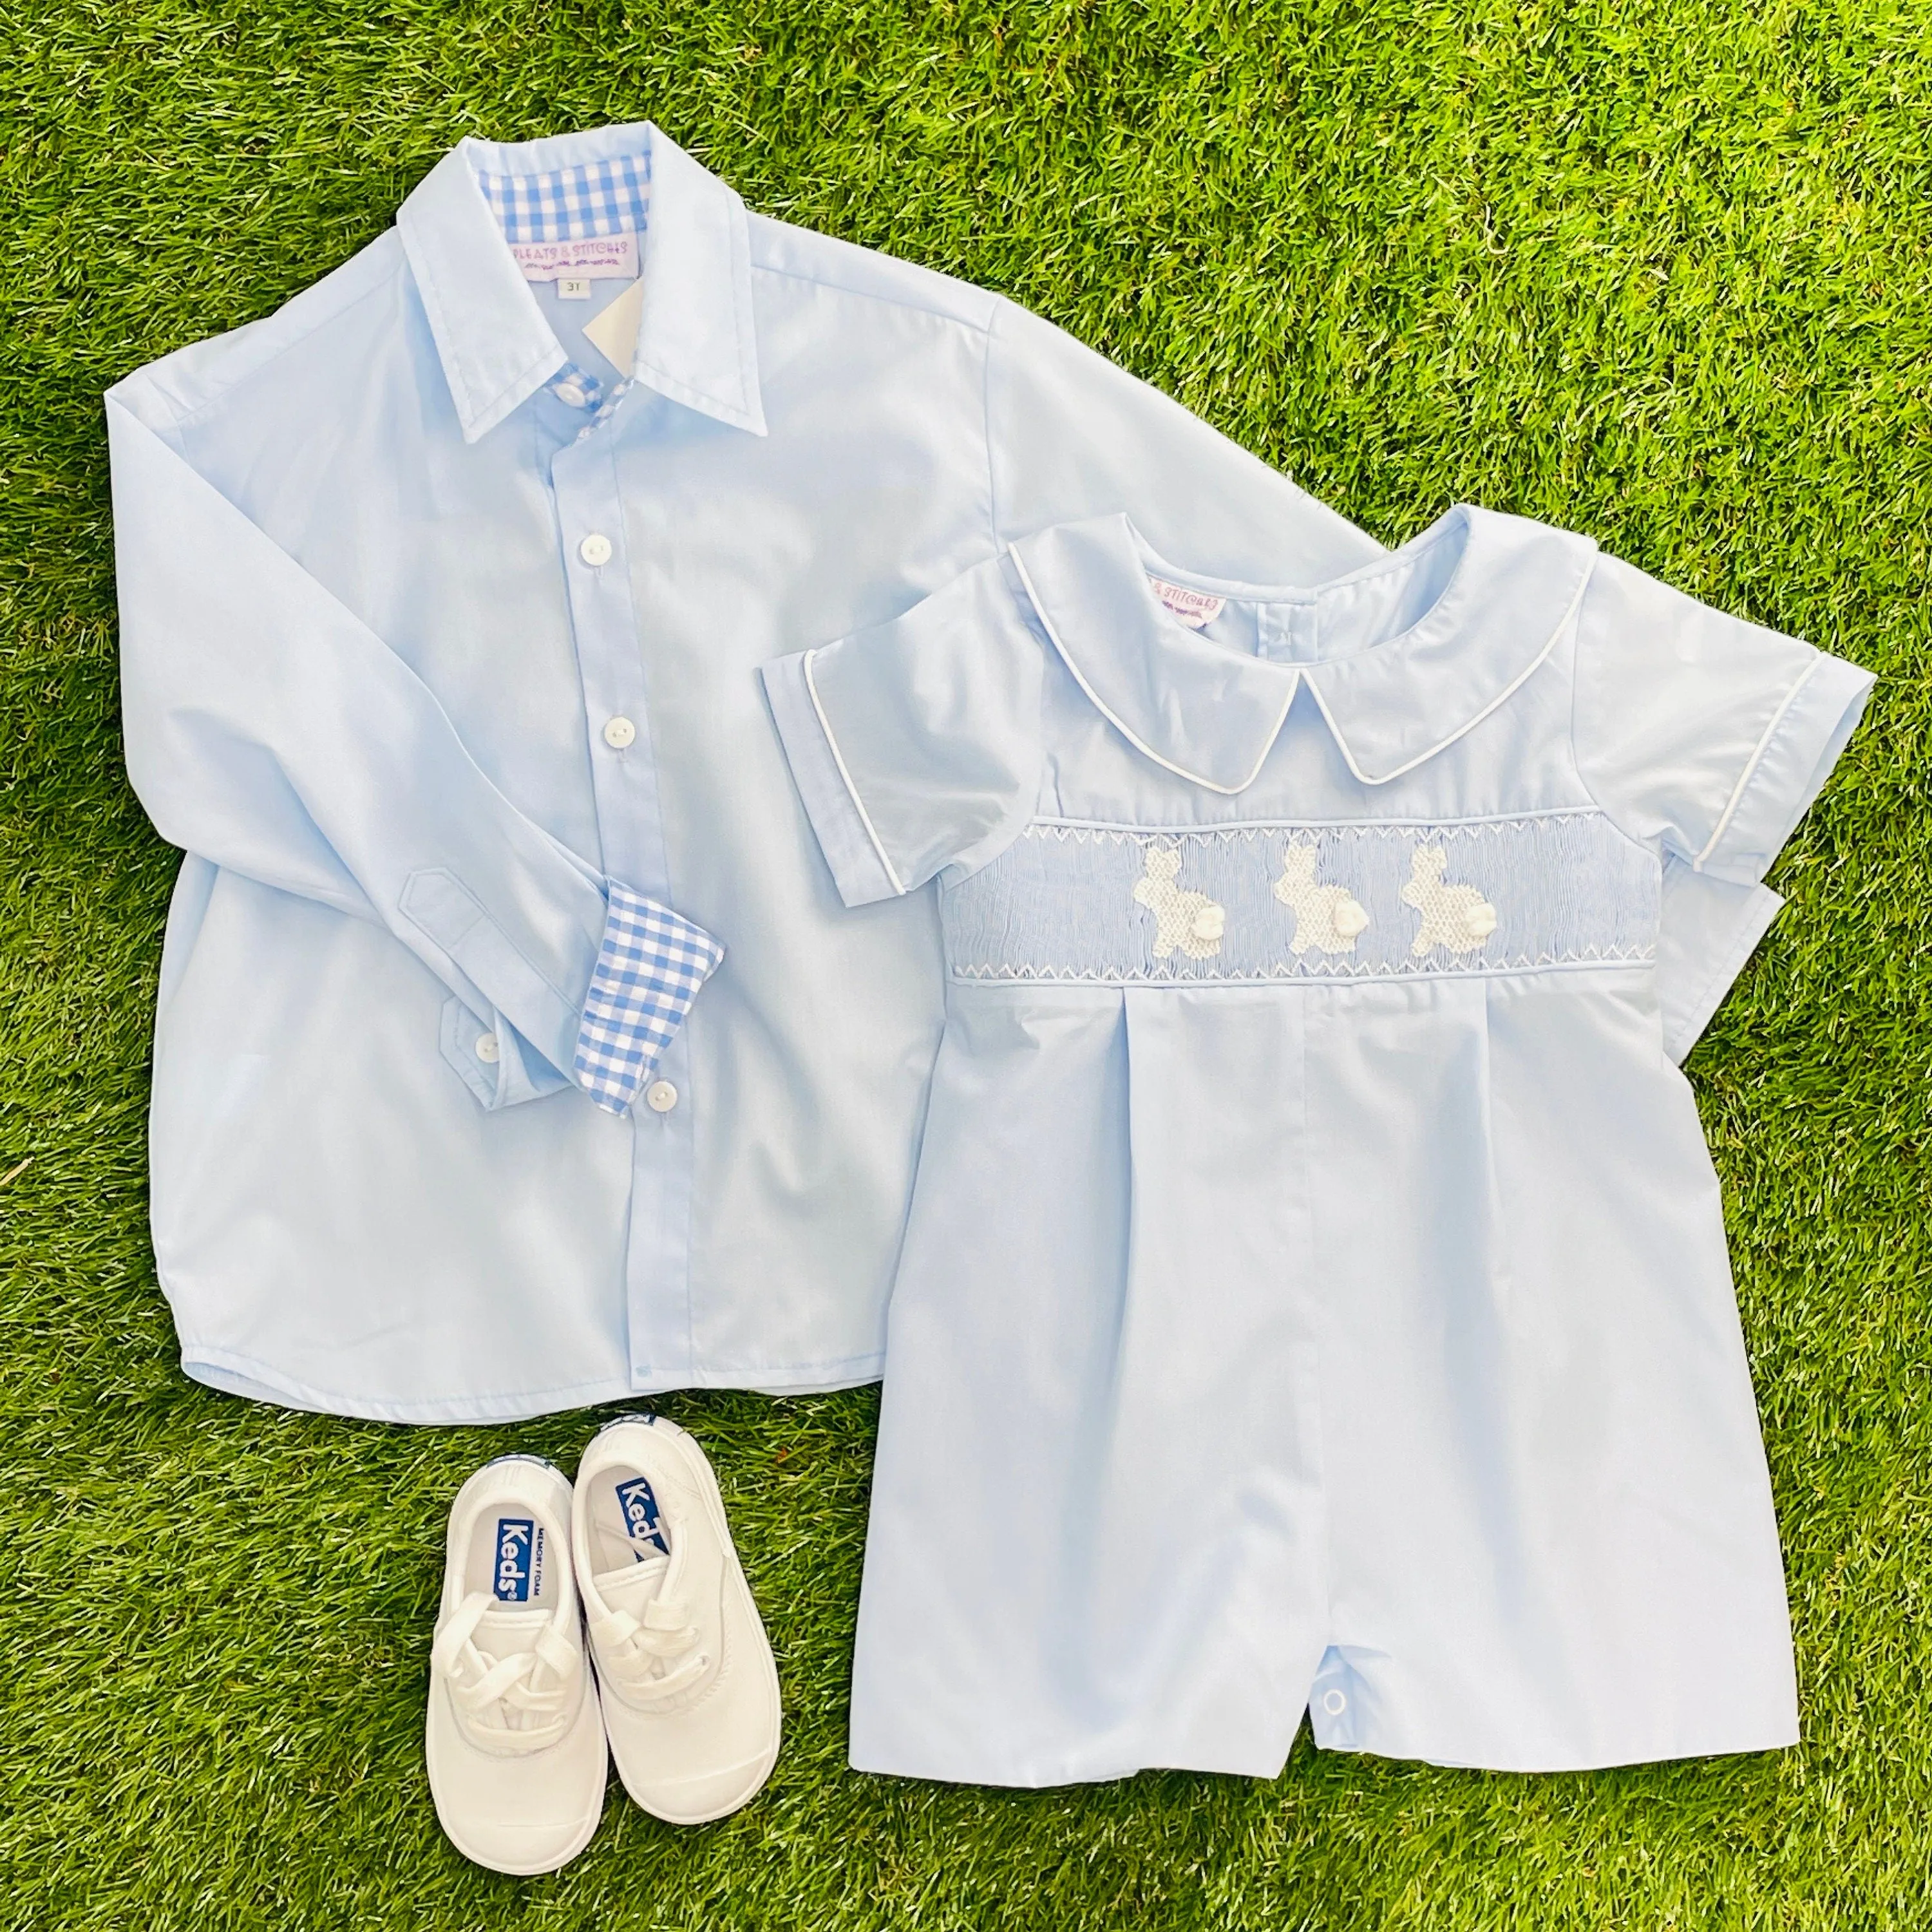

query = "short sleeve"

[761,554,1045,907]
[1573,553,1874,886]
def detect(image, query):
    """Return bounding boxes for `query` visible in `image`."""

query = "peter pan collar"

[1007,507,1597,793]
[399,122,766,444]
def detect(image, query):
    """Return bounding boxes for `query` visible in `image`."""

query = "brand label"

[492,1517,544,1602]
[614,1475,670,1558]
[1148,576,1226,629]
[509,233,639,283]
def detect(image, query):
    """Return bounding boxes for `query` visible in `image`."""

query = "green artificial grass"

[2,2,1929,1926]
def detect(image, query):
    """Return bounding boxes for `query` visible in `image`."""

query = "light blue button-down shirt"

[108,122,1401,1422]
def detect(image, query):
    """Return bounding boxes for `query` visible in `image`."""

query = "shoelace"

[590,1530,708,1703]
[431,1592,579,1748]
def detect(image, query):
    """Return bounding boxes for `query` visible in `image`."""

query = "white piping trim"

[801,649,907,896]
[1692,655,1819,871]
[1011,546,1300,797]
[1304,565,1593,787]
[1028,804,1608,834]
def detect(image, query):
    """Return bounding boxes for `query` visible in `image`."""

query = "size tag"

[558,276,593,301]
[509,233,639,283]
[1148,576,1226,629]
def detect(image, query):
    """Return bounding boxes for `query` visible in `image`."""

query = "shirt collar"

[1008,507,1597,793]
[397,122,766,444]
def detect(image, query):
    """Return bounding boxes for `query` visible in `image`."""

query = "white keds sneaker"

[572,1415,782,1824]
[426,1455,608,1874]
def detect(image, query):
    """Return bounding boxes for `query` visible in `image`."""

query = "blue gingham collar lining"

[475,151,652,245]
[397,122,766,442]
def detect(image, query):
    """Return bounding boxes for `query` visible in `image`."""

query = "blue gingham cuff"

[571,884,724,1115]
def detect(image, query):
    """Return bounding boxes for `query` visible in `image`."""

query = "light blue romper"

[762,506,1872,1785]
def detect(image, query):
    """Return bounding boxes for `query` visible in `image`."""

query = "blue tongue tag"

[614,1475,670,1558]
[492,1517,544,1602]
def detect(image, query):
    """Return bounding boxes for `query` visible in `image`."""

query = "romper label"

[510,234,639,282]
[1147,576,1226,628]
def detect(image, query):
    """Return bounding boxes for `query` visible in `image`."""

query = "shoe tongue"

[596,1549,671,1615]
[471,1603,552,1657]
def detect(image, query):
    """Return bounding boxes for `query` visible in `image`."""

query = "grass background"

[1,0,1929,1925]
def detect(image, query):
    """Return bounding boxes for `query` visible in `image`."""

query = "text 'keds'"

[491,1517,545,1602]
[614,1476,670,1558]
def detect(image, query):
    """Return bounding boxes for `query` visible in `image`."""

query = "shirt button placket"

[551,420,696,1389]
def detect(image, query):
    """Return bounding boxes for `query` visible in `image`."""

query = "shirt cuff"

[571,884,725,1115]
[440,995,575,1108]
[761,651,904,907]
[1696,650,1874,883]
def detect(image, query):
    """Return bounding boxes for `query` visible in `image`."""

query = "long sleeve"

[109,390,717,1113]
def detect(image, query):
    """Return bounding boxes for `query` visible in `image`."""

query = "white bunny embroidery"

[1272,844,1371,955]
[1133,844,1226,960]
[1401,846,1498,956]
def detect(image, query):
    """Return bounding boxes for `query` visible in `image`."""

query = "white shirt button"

[578,532,613,567]
[474,1032,500,1064]
[645,1080,678,1113]
[554,381,587,408]
[601,715,636,750]
[1321,1689,1347,1716]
